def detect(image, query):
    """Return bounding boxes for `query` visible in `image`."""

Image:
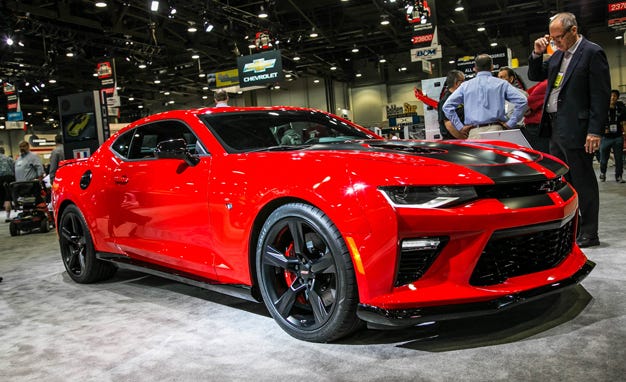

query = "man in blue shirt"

[14,141,44,182]
[443,54,527,139]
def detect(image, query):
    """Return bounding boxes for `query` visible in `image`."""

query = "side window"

[127,120,203,160]
[111,130,134,158]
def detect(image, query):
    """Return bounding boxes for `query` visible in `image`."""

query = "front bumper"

[356,260,595,327]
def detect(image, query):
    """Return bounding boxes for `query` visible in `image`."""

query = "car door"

[109,120,215,278]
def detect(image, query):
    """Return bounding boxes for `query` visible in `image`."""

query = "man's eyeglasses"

[550,26,573,41]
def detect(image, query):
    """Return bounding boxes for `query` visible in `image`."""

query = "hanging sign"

[237,50,284,88]
[609,1,626,30]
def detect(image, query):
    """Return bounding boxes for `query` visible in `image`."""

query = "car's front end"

[335,139,593,327]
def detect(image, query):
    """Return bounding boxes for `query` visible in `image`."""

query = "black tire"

[59,204,116,283]
[40,217,49,233]
[9,221,19,236]
[256,203,361,342]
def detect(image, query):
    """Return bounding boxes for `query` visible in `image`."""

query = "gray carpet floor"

[1,169,625,381]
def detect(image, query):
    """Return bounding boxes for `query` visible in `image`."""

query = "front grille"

[475,177,568,199]
[395,238,447,287]
[470,216,576,286]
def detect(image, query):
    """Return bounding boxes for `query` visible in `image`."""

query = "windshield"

[199,109,376,152]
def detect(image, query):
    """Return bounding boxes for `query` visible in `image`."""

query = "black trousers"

[549,134,599,238]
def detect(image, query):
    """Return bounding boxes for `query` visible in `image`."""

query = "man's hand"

[445,121,467,139]
[460,125,474,137]
[584,134,601,154]
[534,35,550,56]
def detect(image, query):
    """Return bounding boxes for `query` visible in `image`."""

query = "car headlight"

[379,186,477,208]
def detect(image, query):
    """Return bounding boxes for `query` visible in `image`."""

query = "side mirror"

[155,138,200,167]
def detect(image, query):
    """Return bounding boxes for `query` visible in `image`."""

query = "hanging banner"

[455,47,512,78]
[411,45,442,62]
[237,50,283,88]
[609,1,626,30]
[3,82,20,113]
[407,0,438,49]
[216,69,240,88]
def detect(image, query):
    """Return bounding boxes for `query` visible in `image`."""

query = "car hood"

[300,139,568,185]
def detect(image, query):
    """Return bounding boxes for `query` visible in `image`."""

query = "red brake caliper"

[283,242,307,304]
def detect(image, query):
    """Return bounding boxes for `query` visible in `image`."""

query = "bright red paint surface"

[52,106,590,311]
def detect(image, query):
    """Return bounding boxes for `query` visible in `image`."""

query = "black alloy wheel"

[257,203,361,342]
[59,204,116,283]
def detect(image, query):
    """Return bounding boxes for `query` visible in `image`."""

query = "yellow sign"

[216,69,239,87]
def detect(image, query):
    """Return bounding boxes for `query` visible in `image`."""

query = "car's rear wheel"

[256,203,361,342]
[59,204,116,283]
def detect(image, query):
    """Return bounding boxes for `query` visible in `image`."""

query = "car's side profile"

[52,106,594,342]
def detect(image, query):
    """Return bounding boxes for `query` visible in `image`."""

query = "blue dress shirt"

[442,71,527,131]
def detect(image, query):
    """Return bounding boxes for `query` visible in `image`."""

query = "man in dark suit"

[528,12,610,248]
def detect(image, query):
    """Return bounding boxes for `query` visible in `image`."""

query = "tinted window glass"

[200,110,374,152]
[124,120,204,160]
[111,130,134,158]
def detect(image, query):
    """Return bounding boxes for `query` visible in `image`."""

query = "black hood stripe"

[311,140,567,184]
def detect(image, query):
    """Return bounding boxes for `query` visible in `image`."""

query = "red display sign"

[609,0,626,30]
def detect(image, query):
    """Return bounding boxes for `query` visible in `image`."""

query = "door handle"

[113,175,128,184]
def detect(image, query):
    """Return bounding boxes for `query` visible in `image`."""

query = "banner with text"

[237,50,283,88]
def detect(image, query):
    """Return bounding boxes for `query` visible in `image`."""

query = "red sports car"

[52,106,594,342]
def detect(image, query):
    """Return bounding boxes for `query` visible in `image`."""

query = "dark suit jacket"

[528,37,611,149]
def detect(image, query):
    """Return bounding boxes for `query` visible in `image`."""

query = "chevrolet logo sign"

[243,58,276,74]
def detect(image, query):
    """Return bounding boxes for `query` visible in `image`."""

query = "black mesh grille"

[395,238,447,287]
[475,178,568,199]
[470,217,576,286]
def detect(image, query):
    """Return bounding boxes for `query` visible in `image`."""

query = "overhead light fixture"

[138,105,144,109]
[351,45,359,53]
[379,56,386,63]
[204,21,214,32]
[293,54,301,61]
[477,26,486,32]
[154,78,161,84]
[43,98,49,102]
[313,79,320,83]
[616,35,623,40]
[187,23,197,33]
[490,41,498,47]
[48,79,57,84]
[449,59,456,64]
[454,1,464,12]
[191,53,200,59]
[258,5,268,18]
[330,66,337,70]
[151,1,160,12]
[355,73,362,77]
[95,1,107,7]
[5,37,13,46]
[138,63,147,69]
[380,15,390,26]
[128,96,134,101]
[309,28,318,38]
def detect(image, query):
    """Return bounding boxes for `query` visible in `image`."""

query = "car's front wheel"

[256,203,361,342]
[59,204,116,283]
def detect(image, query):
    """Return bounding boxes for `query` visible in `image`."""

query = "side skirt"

[96,252,260,303]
